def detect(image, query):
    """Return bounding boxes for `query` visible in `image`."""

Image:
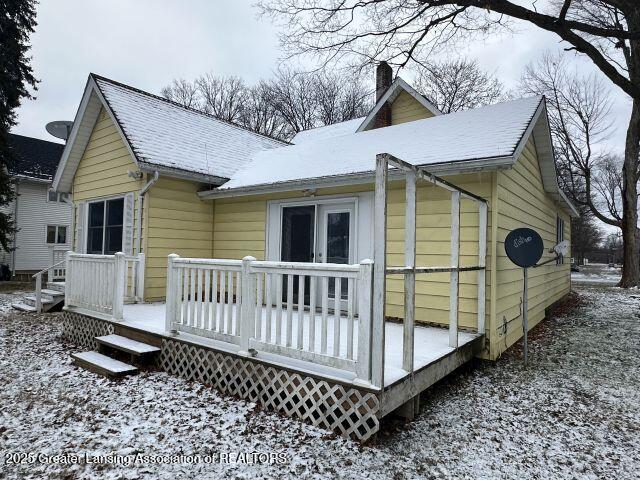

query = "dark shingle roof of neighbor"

[8,133,65,180]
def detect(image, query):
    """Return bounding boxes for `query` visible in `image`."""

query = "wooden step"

[95,334,160,357]
[24,295,54,306]
[40,288,65,297]
[12,303,36,312]
[71,351,138,378]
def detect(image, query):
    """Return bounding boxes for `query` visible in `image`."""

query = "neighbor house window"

[556,215,565,265]
[87,198,124,254]
[48,189,69,203]
[46,225,67,244]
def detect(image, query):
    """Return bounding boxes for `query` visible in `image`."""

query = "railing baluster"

[212,269,218,331]
[219,270,226,332]
[265,273,272,343]
[321,277,328,354]
[333,277,342,357]
[286,274,294,348]
[196,268,203,328]
[235,270,242,335]
[189,268,196,327]
[203,269,210,330]
[182,267,189,325]
[297,275,305,350]
[256,272,263,339]
[226,271,233,334]
[309,276,316,352]
[347,277,354,360]
[276,274,283,345]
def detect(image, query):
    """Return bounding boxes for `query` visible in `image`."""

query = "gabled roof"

[8,134,64,181]
[53,74,285,192]
[291,77,440,145]
[201,96,578,217]
[356,77,441,132]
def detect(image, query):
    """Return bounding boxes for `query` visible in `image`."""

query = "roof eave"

[138,161,228,186]
[198,155,514,200]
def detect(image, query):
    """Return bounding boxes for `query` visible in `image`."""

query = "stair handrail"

[31,259,66,314]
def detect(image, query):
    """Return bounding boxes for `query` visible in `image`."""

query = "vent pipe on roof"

[374,62,393,128]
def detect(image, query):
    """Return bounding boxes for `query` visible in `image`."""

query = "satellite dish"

[504,228,544,268]
[552,240,570,257]
[46,120,73,141]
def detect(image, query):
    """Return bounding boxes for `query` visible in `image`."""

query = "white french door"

[316,203,355,305]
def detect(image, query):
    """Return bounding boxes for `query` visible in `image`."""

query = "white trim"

[356,77,441,133]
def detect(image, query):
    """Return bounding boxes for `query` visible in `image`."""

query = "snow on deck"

[122,302,478,387]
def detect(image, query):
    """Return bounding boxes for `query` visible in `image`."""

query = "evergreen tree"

[0,0,38,250]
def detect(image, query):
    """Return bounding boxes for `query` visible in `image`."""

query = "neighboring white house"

[0,134,72,278]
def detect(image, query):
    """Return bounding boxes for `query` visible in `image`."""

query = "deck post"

[372,153,388,389]
[403,170,417,372]
[165,253,179,334]
[136,252,146,303]
[355,259,373,386]
[477,202,488,336]
[449,191,460,348]
[35,272,42,313]
[113,252,126,321]
[239,256,257,356]
[64,251,73,308]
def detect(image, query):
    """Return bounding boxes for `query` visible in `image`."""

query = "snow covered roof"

[292,117,365,144]
[53,74,285,192]
[292,77,440,144]
[217,96,544,192]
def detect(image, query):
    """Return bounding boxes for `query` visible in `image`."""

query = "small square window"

[48,189,58,202]
[46,226,56,244]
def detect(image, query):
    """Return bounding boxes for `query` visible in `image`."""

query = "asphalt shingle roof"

[8,134,65,180]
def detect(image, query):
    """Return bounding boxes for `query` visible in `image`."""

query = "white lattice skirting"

[61,311,380,442]
[62,312,115,349]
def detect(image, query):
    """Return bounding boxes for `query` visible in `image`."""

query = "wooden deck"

[117,302,481,388]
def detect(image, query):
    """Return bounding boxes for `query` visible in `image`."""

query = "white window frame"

[85,195,126,255]
[45,225,69,245]
[47,188,70,204]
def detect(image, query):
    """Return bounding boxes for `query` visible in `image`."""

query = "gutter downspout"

[135,171,159,254]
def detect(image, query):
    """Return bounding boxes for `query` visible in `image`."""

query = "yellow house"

[52,67,577,362]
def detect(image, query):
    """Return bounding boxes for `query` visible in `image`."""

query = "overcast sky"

[14,0,632,164]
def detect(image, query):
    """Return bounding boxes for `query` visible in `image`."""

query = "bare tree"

[257,0,640,287]
[196,74,247,124]
[160,69,371,141]
[160,79,201,109]
[413,58,504,113]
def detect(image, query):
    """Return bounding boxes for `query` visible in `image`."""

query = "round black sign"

[504,228,544,268]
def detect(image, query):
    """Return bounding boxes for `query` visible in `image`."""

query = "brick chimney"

[373,61,393,128]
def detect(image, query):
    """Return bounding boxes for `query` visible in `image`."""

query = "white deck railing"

[165,255,375,385]
[65,252,145,320]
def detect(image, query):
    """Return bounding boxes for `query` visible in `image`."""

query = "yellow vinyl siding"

[211,174,494,335]
[492,138,571,359]
[71,108,144,252]
[144,177,214,300]
[391,91,435,125]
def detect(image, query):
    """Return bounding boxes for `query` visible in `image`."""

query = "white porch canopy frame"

[372,153,488,388]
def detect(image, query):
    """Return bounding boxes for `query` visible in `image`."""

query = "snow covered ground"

[571,263,622,285]
[1,285,638,479]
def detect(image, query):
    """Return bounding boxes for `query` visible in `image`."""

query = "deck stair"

[72,334,159,378]
[12,286,65,313]
[71,351,139,378]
